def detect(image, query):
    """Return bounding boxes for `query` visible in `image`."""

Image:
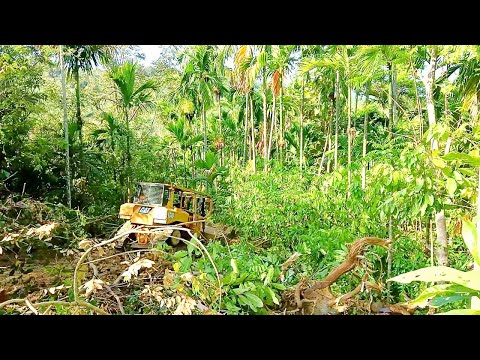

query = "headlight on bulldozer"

[152,207,168,224]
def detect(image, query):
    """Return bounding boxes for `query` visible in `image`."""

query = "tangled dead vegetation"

[0,226,220,315]
[280,237,413,315]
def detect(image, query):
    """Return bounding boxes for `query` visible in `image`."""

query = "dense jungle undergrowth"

[1,45,480,315]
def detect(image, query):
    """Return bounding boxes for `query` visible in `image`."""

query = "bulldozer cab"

[133,182,169,206]
[128,182,213,217]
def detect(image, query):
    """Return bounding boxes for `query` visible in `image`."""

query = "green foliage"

[110,62,156,109]
[388,218,480,313]
[168,242,286,314]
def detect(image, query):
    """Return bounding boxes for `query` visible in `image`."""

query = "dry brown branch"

[279,252,301,281]
[303,237,389,299]
[104,284,125,315]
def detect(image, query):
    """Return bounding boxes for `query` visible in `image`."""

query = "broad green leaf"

[430,295,471,307]
[388,266,480,291]
[415,178,424,192]
[420,202,428,216]
[462,220,480,266]
[263,267,274,286]
[432,157,446,168]
[446,178,457,197]
[442,167,452,177]
[221,272,233,285]
[443,152,480,167]
[439,309,480,315]
[453,171,463,182]
[174,250,188,259]
[271,283,286,290]
[237,294,250,307]
[458,168,476,177]
[426,194,434,206]
[233,287,249,295]
[243,292,263,308]
[410,284,477,308]
[230,258,238,274]
[267,287,280,305]
[180,256,192,272]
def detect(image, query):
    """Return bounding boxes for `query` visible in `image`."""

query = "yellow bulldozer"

[116,182,216,249]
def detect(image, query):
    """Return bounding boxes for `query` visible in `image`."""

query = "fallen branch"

[303,237,389,299]
[25,299,38,315]
[288,237,389,314]
[294,278,315,312]
[279,252,301,281]
[104,284,125,315]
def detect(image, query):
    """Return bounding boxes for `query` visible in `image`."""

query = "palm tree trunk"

[325,93,335,174]
[354,90,358,116]
[409,50,423,140]
[471,93,480,309]
[392,62,397,127]
[183,152,187,186]
[263,74,268,171]
[111,129,117,182]
[59,46,72,209]
[202,102,207,160]
[218,93,223,166]
[243,93,249,164]
[423,47,448,266]
[326,135,332,173]
[279,84,284,166]
[125,108,131,202]
[300,76,305,177]
[387,62,395,131]
[318,122,330,175]
[347,85,352,189]
[387,216,393,301]
[191,115,196,179]
[334,70,340,170]
[267,93,276,167]
[473,168,480,309]
[362,84,370,190]
[434,211,448,266]
[191,146,195,181]
[250,94,256,173]
[424,52,438,147]
[74,65,84,176]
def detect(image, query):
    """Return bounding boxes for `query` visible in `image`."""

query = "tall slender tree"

[59,45,72,208]
[110,61,156,201]
[421,46,448,266]
[63,45,115,175]
[179,46,221,160]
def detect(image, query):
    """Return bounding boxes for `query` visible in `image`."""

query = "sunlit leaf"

[409,284,477,308]
[443,152,480,167]
[121,258,155,282]
[431,157,446,168]
[462,220,480,265]
[388,266,480,291]
[446,178,457,197]
[81,279,104,296]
